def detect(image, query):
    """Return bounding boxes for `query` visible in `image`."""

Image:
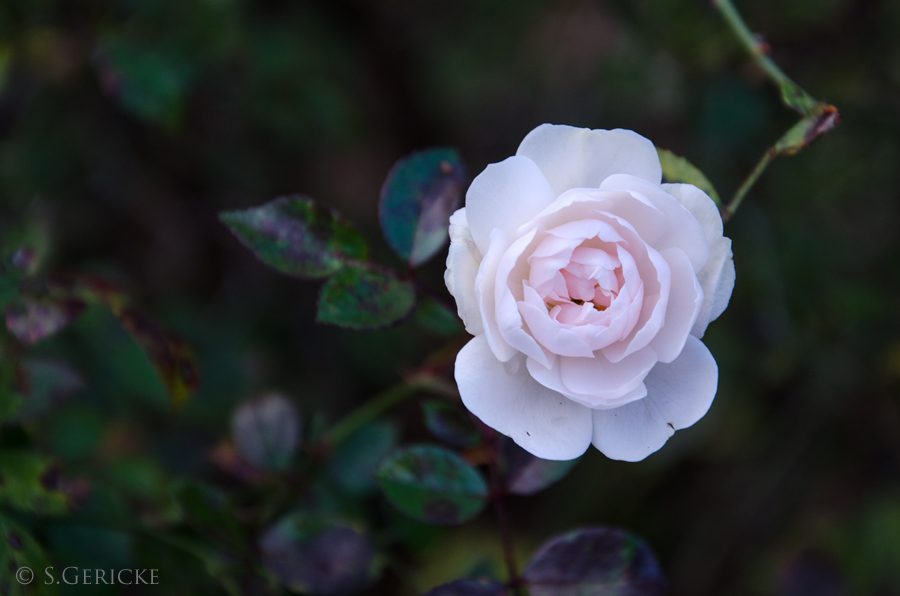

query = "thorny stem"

[711,0,838,222]
[720,149,775,222]
[485,429,520,590]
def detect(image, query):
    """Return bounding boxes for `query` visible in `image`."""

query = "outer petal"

[456,335,593,460]
[649,247,703,363]
[444,208,484,335]
[591,335,718,461]
[600,174,709,272]
[517,124,662,196]
[662,183,735,337]
[692,238,735,337]
[466,155,556,255]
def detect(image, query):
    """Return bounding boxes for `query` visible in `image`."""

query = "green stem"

[721,149,775,222]
[323,375,456,448]
[711,0,822,116]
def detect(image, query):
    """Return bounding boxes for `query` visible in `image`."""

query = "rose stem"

[711,0,839,222]
[321,374,457,450]
[485,429,520,590]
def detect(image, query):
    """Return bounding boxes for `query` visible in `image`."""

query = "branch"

[711,0,840,221]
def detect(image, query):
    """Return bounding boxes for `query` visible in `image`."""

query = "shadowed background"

[1,0,899,594]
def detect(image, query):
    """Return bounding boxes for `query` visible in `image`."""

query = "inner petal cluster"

[516,215,649,357]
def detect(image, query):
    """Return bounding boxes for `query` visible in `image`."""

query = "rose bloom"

[445,124,735,461]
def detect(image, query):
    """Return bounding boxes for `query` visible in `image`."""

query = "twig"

[711,0,840,221]
[485,429,520,590]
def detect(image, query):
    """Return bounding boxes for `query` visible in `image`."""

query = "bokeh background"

[1,0,899,594]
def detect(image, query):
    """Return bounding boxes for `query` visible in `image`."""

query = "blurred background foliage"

[0,0,899,594]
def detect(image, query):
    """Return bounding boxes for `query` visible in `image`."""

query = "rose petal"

[559,346,657,401]
[516,124,662,196]
[600,174,709,272]
[476,229,518,362]
[649,247,703,363]
[456,335,593,460]
[445,208,484,335]
[466,155,556,255]
[662,183,723,246]
[591,335,718,461]
[526,351,652,409]
[662,183,735,338]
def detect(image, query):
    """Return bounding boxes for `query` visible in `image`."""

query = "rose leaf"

[316,263,416,330]
[0,450,69,515]
[376,444,488,526]
[232,394,301,472]
[5,297,86,345]
[260,514,379,596]
[500,437,578,496]
[657,148,722,207]
[421,400,482,449]
[220,195,368,280]
[379,148,467,267]
[415,298,463,336]
[522,527,667,596]
[327,421,398,496]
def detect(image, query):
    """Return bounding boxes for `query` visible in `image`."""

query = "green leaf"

[0,513,58,595]
[657,148,722,207]
[112,306,199,408]
[328,422,398,496]
[415,298,463,336]
[501,438,578,496]
[0,451,68,515]
[421,400,481,449]
[232,393,301,472]
[423,579,509,596]
[316,263,416,330]
[773,107,841,157]
[5,297,86,345]
[260,514,379,596]
[169,481,245,549]
[377,444,488,526]
[379,148,467,267]
[522,527,666,596]
[220,195,368,280]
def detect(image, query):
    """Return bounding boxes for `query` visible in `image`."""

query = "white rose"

[445,124,735,462]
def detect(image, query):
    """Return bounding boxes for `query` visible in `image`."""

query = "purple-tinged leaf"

[379,148,467,267]
[377,445,488,526]
[5,298,85,345]
[220,195,368,279]
[316,263,415,330]
[232,394,301,472]
[500,437,578,496]
[422,578,509,596]
[422,400,481,449]
[523,527,666,596]
[260,515,379,596]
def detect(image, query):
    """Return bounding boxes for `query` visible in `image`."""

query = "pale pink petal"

[444,208,484,335]
[591,335,718,461]
[649,247,703,363]
[559,346,657,401]
[494,228,552,367]
[456,336,593,460]
[601,174,709,271]
[516,124,662,197]
[518,284,594,358]
[466,156,556,255]
[526,355,650,410]
[662,184,735,338]
[476,229,517,362]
